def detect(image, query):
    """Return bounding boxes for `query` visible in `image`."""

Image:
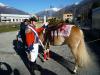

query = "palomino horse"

[39,22,91,73]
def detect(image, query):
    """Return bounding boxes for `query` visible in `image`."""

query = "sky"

[0,0,82,14]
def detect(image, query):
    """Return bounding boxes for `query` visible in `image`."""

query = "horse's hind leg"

[67,39,81,73]
[71,47,79,73]
[71,45,79,73]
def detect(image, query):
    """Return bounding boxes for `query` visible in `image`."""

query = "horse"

[39,22,91,73]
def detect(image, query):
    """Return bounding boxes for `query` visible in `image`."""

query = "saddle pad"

[51,25,73,37]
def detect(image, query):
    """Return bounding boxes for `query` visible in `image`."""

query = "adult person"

[25,17,48,71]
[20,19,29,49]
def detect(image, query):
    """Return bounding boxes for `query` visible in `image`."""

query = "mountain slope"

[0,2,29,15]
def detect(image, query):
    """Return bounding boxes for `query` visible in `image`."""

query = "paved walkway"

[0,31,100,75]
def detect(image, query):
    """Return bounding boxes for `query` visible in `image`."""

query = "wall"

[92,7,100,29]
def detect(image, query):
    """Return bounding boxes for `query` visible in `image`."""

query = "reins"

[87,38,100,44]
[47,24,64,31]
[46,24,64,45]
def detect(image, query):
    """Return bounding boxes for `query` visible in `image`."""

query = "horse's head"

[41,19,66,45]
[48,18,65,27]
[39,18,67,46]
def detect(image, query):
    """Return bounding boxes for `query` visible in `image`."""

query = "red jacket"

[26,26,44,47]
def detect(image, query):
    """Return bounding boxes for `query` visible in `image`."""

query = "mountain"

[0,2,29,15]
[36,7,60,17]
[53,0,100,18]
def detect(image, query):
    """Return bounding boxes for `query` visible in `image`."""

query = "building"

[0,14,30,22]
[63,13,73,21]
[74,0,100,28]
[0,3,31,23]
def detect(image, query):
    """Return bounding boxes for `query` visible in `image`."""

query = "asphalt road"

[0,31,100,75]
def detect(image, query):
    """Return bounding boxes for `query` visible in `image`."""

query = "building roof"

[0,3,29,15]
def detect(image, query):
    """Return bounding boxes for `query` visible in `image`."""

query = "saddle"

[43,23,73,46]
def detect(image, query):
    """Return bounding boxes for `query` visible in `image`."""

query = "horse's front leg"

[46,48,50,60]
[43,42,50,61]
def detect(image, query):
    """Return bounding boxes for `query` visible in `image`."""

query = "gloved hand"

[28,44,34,51]
[42,22,48,29]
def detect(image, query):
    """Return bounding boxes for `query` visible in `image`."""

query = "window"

[4,17,6,19]
[13,19,15,22]
[16,19,18,22]
[70,15,72,16]
[67,15,69,17]
[19,19,21,22]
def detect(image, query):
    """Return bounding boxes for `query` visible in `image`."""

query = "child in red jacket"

[25,17,48,71]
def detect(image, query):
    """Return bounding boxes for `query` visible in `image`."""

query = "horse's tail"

[77,30,92,67]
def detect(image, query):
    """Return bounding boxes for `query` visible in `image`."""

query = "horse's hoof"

[43,59,46,62]
[73,69,77,73]
[47,57,50,60]
[73,66,78,74]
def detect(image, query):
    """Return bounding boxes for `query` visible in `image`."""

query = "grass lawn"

[0,22,43,33]
[0,25,20,33]
[36,22,43,28]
